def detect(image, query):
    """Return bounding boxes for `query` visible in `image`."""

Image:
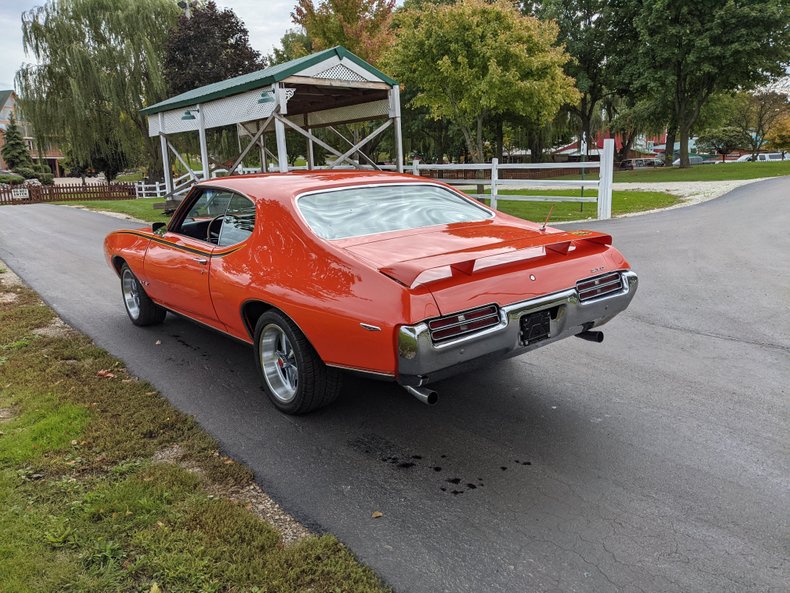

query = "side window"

[218,194,256,247]
[183,189,233,220]
[170,189,236,242]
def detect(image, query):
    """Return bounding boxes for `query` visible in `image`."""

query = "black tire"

[253,310,342,414]
[120,263,166,326]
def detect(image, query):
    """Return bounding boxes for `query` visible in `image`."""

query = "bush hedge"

[12,166,37,179]
[0,173,24,185]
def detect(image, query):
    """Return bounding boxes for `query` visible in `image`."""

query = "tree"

[536,0,612,157]
[293,0,395,64]
[765,113,790,157]
[697,127,750,162]
[269,29,314,65]
[385,0,578,162]
[1,113,33,170]
[616,0,790,167]
[164,1,264,95]
[16,0,179,180]
[729,91,790,159]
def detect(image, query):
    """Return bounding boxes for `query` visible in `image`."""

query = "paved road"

[1,179,788,593]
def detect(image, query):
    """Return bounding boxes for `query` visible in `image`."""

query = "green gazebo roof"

[140,46,396,116]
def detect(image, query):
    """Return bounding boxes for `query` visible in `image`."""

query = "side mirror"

[152,222,166,233]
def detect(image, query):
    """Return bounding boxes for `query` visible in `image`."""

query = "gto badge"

[590,266,605,274]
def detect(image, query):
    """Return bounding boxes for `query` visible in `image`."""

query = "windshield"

[297,184,492,240]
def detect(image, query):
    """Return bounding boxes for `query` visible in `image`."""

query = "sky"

[0,0,296,91]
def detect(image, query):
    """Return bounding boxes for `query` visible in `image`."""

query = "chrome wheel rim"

[122,269,141,319]
[260,324,298,403]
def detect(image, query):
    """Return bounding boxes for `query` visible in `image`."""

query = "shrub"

[37,172,54,185]
[0,173,24,185]
[12,166,37,179]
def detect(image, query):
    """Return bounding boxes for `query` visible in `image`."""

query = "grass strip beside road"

[0,267,389,593]
[612,160,790,182]
[483,189,679,223]
[54,198,169,223]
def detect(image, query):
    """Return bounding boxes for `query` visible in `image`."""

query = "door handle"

[193,257,208,265]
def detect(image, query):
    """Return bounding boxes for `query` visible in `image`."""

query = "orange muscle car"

[104,172,638,414]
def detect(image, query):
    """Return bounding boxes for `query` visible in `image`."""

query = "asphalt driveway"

[0,177,787,592]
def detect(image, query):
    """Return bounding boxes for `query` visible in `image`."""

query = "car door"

[143,189,233,327]
[208,192,259,341]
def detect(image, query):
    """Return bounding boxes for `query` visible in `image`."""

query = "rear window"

[297,184,493,240]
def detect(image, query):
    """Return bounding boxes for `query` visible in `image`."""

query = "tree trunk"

[579,96,591,158]
[146,137,164,180]
[529,128,544,163]
[678,121,691,168]
[664,124,677,166]
[475,116,485,163]
[495,118,504,161]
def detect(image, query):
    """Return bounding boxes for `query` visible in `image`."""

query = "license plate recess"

[520,310,551,345]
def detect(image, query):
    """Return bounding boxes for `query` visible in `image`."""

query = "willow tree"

[385,0,578,162]
[16,0,179,180]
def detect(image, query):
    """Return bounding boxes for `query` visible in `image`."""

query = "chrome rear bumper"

[396,270,638,387]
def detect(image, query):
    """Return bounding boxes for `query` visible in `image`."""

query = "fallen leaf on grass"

[96,369,115,379]
[149,583,162,593]
[371,511,383,519]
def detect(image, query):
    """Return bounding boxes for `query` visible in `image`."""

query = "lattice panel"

[314,64,367,82]
[148,88,296,136]
[306,99,390,127]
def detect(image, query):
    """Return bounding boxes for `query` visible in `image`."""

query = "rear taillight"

[576,272,623,302]
[428,304,500,343]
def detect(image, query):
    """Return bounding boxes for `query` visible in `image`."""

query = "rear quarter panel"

[209,199,440,375]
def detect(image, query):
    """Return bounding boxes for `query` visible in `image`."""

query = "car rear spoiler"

[379,230,612,287]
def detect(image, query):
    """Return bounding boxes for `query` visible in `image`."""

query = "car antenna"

[539,206,555,232]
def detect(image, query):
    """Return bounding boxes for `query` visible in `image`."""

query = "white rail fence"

[412,138,615,220]
[132,138,614,220]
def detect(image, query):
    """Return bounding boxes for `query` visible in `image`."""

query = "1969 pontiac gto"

[104,171,638,414]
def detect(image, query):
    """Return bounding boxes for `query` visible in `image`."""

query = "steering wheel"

[207,215,224,243]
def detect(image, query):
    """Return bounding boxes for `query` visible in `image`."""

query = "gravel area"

[611,177,772,214]
[0,264,24,288]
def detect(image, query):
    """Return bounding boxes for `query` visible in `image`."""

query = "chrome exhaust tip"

[576,330,604,343]
[404,385,438,406]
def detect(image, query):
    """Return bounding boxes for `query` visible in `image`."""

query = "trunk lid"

[340,222,616,314]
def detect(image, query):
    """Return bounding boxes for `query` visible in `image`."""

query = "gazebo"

[140,46,404,196]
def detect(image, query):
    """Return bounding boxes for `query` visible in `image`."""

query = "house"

[0,90,64,175]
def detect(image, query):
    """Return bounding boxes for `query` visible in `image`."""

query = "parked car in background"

[734,153,784,162]
[672,155,705,166]
[104,172,639,414]
[619,158,663,170]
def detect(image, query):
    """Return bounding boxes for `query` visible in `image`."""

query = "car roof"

[198,171,429,202]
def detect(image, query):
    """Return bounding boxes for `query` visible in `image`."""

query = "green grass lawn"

[59,189,678,225]
[480,189,679,222]
[115,171,144,183]
[55,198,169,223]
[0,267,389,593]
[611,160,790,182]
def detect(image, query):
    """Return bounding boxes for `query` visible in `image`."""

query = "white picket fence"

[411,138,614,220]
